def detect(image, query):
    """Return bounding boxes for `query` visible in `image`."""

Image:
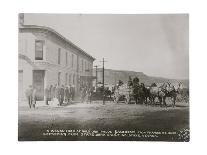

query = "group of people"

[25,84,76,108]
[45,84,75,106]
[25,83,95,109]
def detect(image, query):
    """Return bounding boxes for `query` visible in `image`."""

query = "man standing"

[32,87,37,108]
[44,85,50,105]
[52,84,57,100]
[86,87,93,104]
[64,86,70,104]
[81,86,87,103]
[25,85,33,108]
[58,85,65,106]
[49,85,53,101]
[69,84,72,102]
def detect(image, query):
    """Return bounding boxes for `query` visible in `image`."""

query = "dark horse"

[132,77,145,104]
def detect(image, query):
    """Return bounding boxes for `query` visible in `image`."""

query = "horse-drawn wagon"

[113,84,134,104]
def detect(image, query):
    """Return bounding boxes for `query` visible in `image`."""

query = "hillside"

[93,68,189,88]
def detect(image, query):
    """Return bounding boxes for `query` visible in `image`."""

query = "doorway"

[33,70,45,101]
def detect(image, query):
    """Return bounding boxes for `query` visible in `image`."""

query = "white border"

[0,0,207,155]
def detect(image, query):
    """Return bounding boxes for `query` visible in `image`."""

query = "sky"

[23,14,189,79]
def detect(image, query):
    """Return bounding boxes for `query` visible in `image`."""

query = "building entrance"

[33,70,45,101]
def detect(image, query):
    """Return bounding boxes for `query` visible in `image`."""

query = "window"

[73,74,75,84]
[72,54,74,68]
[66,52,68,66]
[82,59,84,72]
[58,48,61,64]
[87,62,89,71]
[58,72,61,86]
[35,40,44,60]
[69,74,71,84]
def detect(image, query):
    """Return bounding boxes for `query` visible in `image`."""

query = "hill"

[93,68,189,88]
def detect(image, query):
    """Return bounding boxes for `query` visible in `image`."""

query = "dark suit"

[58,87,64,105]
[45,88,50,105]
[25,88,33,108]
[64,88,70,103]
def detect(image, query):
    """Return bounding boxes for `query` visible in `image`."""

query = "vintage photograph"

[18,13,189,141]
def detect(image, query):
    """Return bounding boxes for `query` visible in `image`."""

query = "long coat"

[59,87,65,98]
[64,88,70,99]
[45,88,50,99]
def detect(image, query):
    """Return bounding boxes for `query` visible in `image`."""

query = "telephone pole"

[100,58,107,105]
[94,65,99,90]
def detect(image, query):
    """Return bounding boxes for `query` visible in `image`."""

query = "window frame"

[35,40,44,60]
[72,54,74,68]
[66,52,68,66]
[58,48,61,65]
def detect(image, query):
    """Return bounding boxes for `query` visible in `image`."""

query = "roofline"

[19,24,96,61]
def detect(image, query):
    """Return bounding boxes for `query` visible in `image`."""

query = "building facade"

[18,24,95,103]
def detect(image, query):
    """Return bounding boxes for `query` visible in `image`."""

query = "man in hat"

[64,86,70,104]
[32,86,37,108]
[25,85,33,108]
[59,85,65,105]
[44,85,50,105]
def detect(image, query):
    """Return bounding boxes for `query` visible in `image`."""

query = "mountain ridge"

[93,68,189,88]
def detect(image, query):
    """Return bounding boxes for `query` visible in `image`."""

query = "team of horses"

[113,77,184,107]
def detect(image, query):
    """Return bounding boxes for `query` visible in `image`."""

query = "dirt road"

[18,101,189,141]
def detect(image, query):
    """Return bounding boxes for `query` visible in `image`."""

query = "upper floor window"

[58,72,61,86]
[66,52,68,66]
[73,74,75,84]
[69,74,71,84]
[65,73,68,85]
[82,59,84,72]
[35,40,44,60]
[58,48,61,65]
[72,54,74,68]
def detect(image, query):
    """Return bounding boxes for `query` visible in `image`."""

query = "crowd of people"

[25,84,93,109]
[44,84,75,106]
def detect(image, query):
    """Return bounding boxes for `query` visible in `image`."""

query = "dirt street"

[18,101,189,141]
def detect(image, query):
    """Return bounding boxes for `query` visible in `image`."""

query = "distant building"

[18,15,95,102]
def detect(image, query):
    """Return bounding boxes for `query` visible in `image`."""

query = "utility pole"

[100,58,107,105]
[94,65,98,90]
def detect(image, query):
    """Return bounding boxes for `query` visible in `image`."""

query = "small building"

[18,15,95,103]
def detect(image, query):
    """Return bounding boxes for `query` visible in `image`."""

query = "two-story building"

[18,20,95,103]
